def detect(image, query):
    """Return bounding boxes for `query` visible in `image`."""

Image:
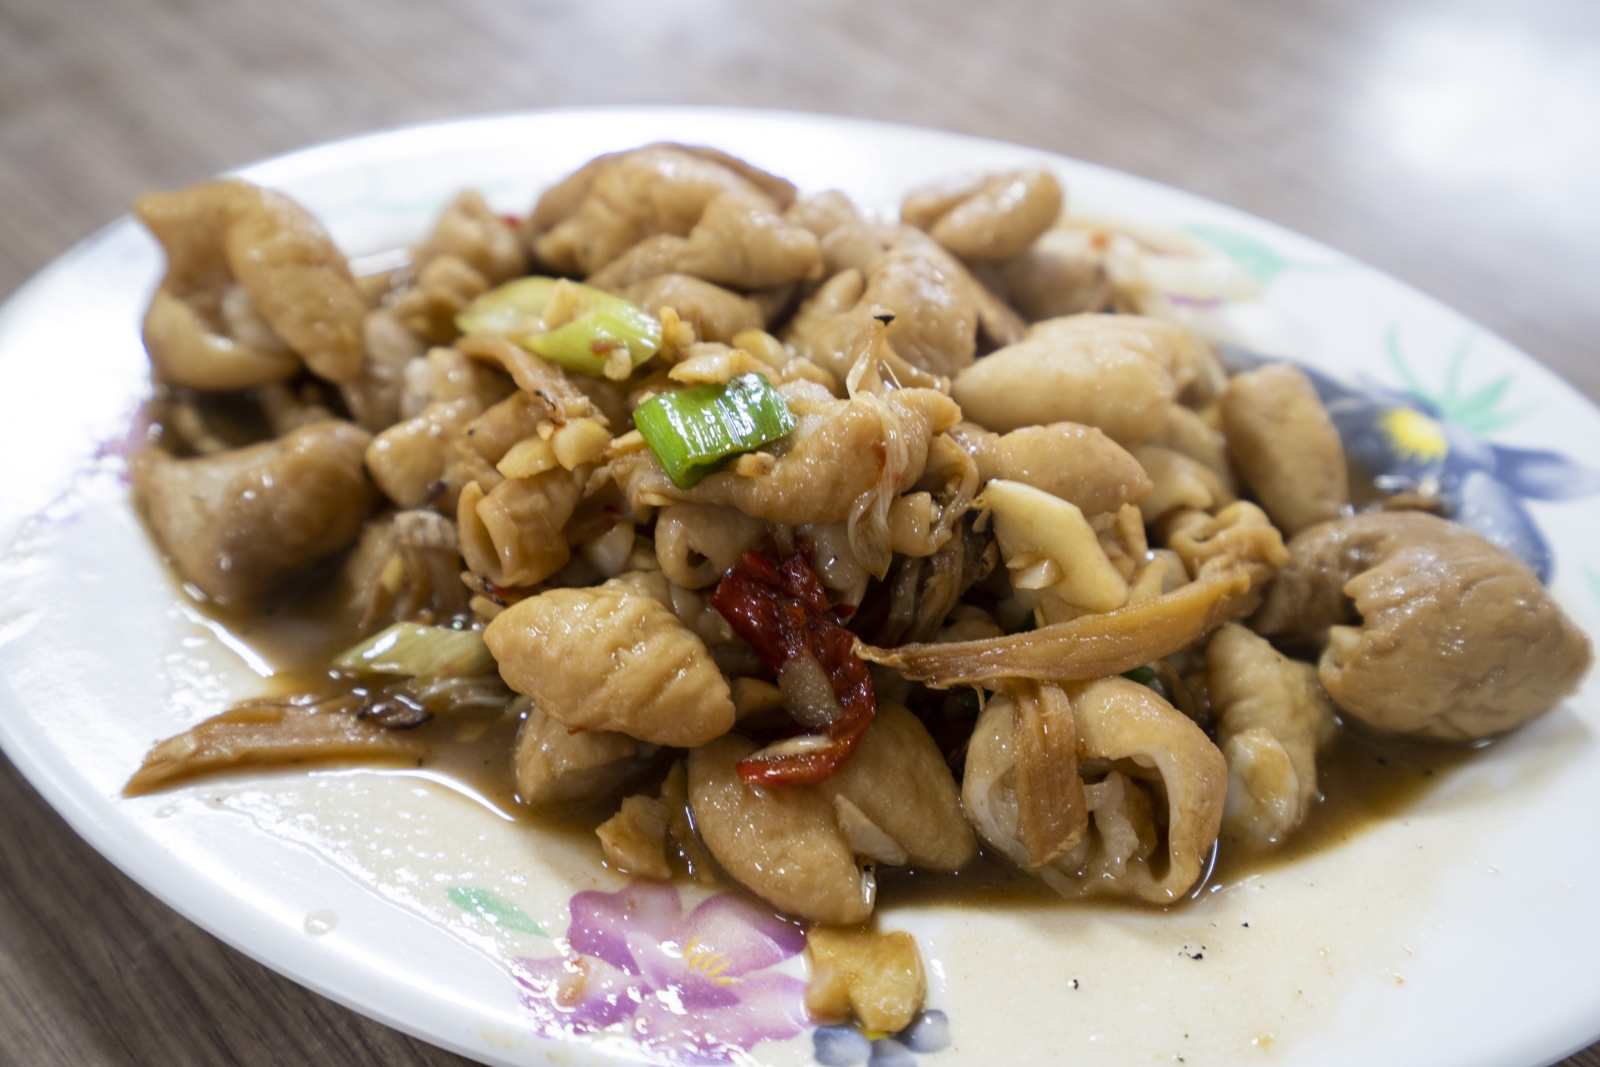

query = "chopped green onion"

[455,277,558,337]
[1122,665,1157,686]
[529,299,661,378]
[633,373,796,489]
[333,622,496,679]
[456,276,661,377]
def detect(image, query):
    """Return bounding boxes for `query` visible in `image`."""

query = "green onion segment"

[533,298,661,376]
[633,373,796,489]
[455,276,558,337]
[1121,665,1157,686]
[333,622,496,679]
[456,276,662,376]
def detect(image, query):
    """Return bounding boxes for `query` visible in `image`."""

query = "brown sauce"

[190,592,1480,914]
[258,661,526,813]
[1212,727,1476,885]
[876,851,1061,908]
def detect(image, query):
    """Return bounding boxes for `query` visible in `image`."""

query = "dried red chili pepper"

[709,545,877,786]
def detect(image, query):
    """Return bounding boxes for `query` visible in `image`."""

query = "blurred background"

[1,1,1597,1064]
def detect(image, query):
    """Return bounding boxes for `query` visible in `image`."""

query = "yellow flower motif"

[1378,407,1449,464]
[683,937,738,985]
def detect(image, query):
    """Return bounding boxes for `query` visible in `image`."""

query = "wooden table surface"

[2,1,1598,1064]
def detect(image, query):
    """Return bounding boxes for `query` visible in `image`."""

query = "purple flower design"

[513,881,813,1065]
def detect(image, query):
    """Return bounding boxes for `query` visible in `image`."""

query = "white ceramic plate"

[4,107,1600,1067]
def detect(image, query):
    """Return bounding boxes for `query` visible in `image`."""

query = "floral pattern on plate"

[512,881,815,1065]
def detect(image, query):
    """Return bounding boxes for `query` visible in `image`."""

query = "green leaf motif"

[1384,325,1431,399]
[446,887,548,937]
[1185,224,1291,284]
[1385,325,1534,436]
[1450,375,1514,426]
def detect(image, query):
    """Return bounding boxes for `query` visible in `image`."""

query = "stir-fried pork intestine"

[888,432,980,559]
[134,419,377,607]
[783,209,1022,379]
[441,378,614,588]
[605,569,740,651]
[901,169,1063,262]
[365,397,481,509]
[125,153,1593,938]
[950,420,1153,516]
[256,382,336,437]
[821,703,976,870]
[654,504,770,589]
[963,677,1226,902]
[617,274,765,343]
[485,577,736,747]
[690,732,874,925]
[652,760,720,884]
[456,382,589,485]
[395,344,517,422]
[135,180,366,387]
[1145,404,1235,494]
[951,314,1205,443]
[971,225,1115,322]
[665,192,823,290]
[527,143,817,288]
[141,286,300,392]
[689,704,971,924]
[1159,496,1282,567]
[512,698,657,806]
[1220,363,1349,537]
[1207,624,1337,846]
[340,310,428,433]
[583,235,697,292]
[785,189,862,244]
[392,253,489,344]
[340,510,472,635]
[595,795,674,880]
[458,467,587,588]
[419,189,528,286]
[451,332,611,418]
[1253,512,1592,741]
[1133,444,1237,523]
